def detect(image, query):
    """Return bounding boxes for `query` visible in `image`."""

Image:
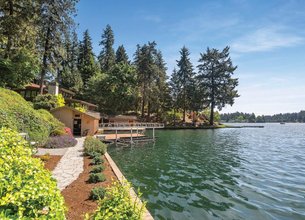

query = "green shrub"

[91,156,104,165]
[90,165,105,173]
[33,94,58,110]
[89,187,106,201]
[84,136,107,156]
[88,180,145,220]
[0,128,66,219]
[87,151,101,159]
[88,173,106,183]
[0,88,65,146]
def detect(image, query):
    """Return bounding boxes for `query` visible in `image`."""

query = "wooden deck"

[104,133,145,141]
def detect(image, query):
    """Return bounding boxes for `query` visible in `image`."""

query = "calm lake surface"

[108,124,305,220]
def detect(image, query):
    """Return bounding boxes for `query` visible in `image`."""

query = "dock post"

[130,128,133,144]
[153,127,155,141]
[115,129,118,143]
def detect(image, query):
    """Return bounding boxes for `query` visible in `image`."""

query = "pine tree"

[169,68,180,123]
[115,45,129,64]
[38,0,78,94]
[78,29,99,87]
[197,46,239,125]
[134,42,158,118]
[60,31,83,92]
[176,46,195,122]
[98,24,115,72]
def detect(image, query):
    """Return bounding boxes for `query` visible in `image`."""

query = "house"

[15,82,101,136]
[51,106,100,136]
[14,82,75,101]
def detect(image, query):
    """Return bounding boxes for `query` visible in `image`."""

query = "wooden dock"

[98,123,164,144]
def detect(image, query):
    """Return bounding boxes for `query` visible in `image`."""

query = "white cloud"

[143,15,162,23]
[231,26,304,53]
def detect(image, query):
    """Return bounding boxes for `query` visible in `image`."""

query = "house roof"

[51,106,101,120]
[59,88,75,95]
[65,98,98,108]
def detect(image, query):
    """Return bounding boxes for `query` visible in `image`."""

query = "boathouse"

[51,106,100,136]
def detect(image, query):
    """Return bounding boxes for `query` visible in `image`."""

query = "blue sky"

[75,0,305,115]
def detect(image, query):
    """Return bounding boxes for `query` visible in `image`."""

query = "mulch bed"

[34,155,62,171]
[61,155,118,220]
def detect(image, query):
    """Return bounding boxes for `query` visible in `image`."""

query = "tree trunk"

[141,83,145,118]
[147,101,151,119]
[173,108,176,126]
[40,20,52,94]
[4,0,14,58]
[210,102,215,126]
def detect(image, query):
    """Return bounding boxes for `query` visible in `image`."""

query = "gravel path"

[52,137,85,191]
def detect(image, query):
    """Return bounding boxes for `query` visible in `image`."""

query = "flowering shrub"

[64,127,73,136]
[84,136,107,156]
[88,180,145,220]
[0,128,66,219]
[45,135,77,149]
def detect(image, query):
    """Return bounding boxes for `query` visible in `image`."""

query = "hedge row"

[0,88,64,145]
[0,128,66,219]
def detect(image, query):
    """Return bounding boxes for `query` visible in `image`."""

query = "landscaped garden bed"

[62,155,117,220]
[34,155,62,171]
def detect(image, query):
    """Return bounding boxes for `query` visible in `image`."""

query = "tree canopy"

[197,46,239,125]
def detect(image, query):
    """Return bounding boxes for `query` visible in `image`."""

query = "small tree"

[197,46,239,125]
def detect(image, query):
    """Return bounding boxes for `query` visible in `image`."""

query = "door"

[73,119,82,136]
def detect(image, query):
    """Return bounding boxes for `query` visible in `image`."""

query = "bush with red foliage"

[64,127,73,137]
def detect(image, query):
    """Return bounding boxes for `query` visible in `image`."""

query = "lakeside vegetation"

[0,0,239,127]
[221,111,305,123]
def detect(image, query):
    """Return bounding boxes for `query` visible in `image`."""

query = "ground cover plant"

[45,135,77,149]
[0,128,66,219]
[88,180,146,220]
[84,136,107,156]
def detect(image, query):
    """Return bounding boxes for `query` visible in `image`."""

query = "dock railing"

[99,123,164,129]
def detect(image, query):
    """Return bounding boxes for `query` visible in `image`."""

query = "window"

[20,91,25,97]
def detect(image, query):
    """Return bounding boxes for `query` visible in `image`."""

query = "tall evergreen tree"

[134,42,158,118]
[0,0,40,88]
[38,0,78,94]
[78,29,99,87]
[115,45,129,64]
[197,46,239,125]
[134,42,169,119]
[60,31,83,92]
[98,24,115,72]
[176,46,195,122]
[169,68,180,123]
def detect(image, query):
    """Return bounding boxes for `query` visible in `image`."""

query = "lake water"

[108,124,305,220]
